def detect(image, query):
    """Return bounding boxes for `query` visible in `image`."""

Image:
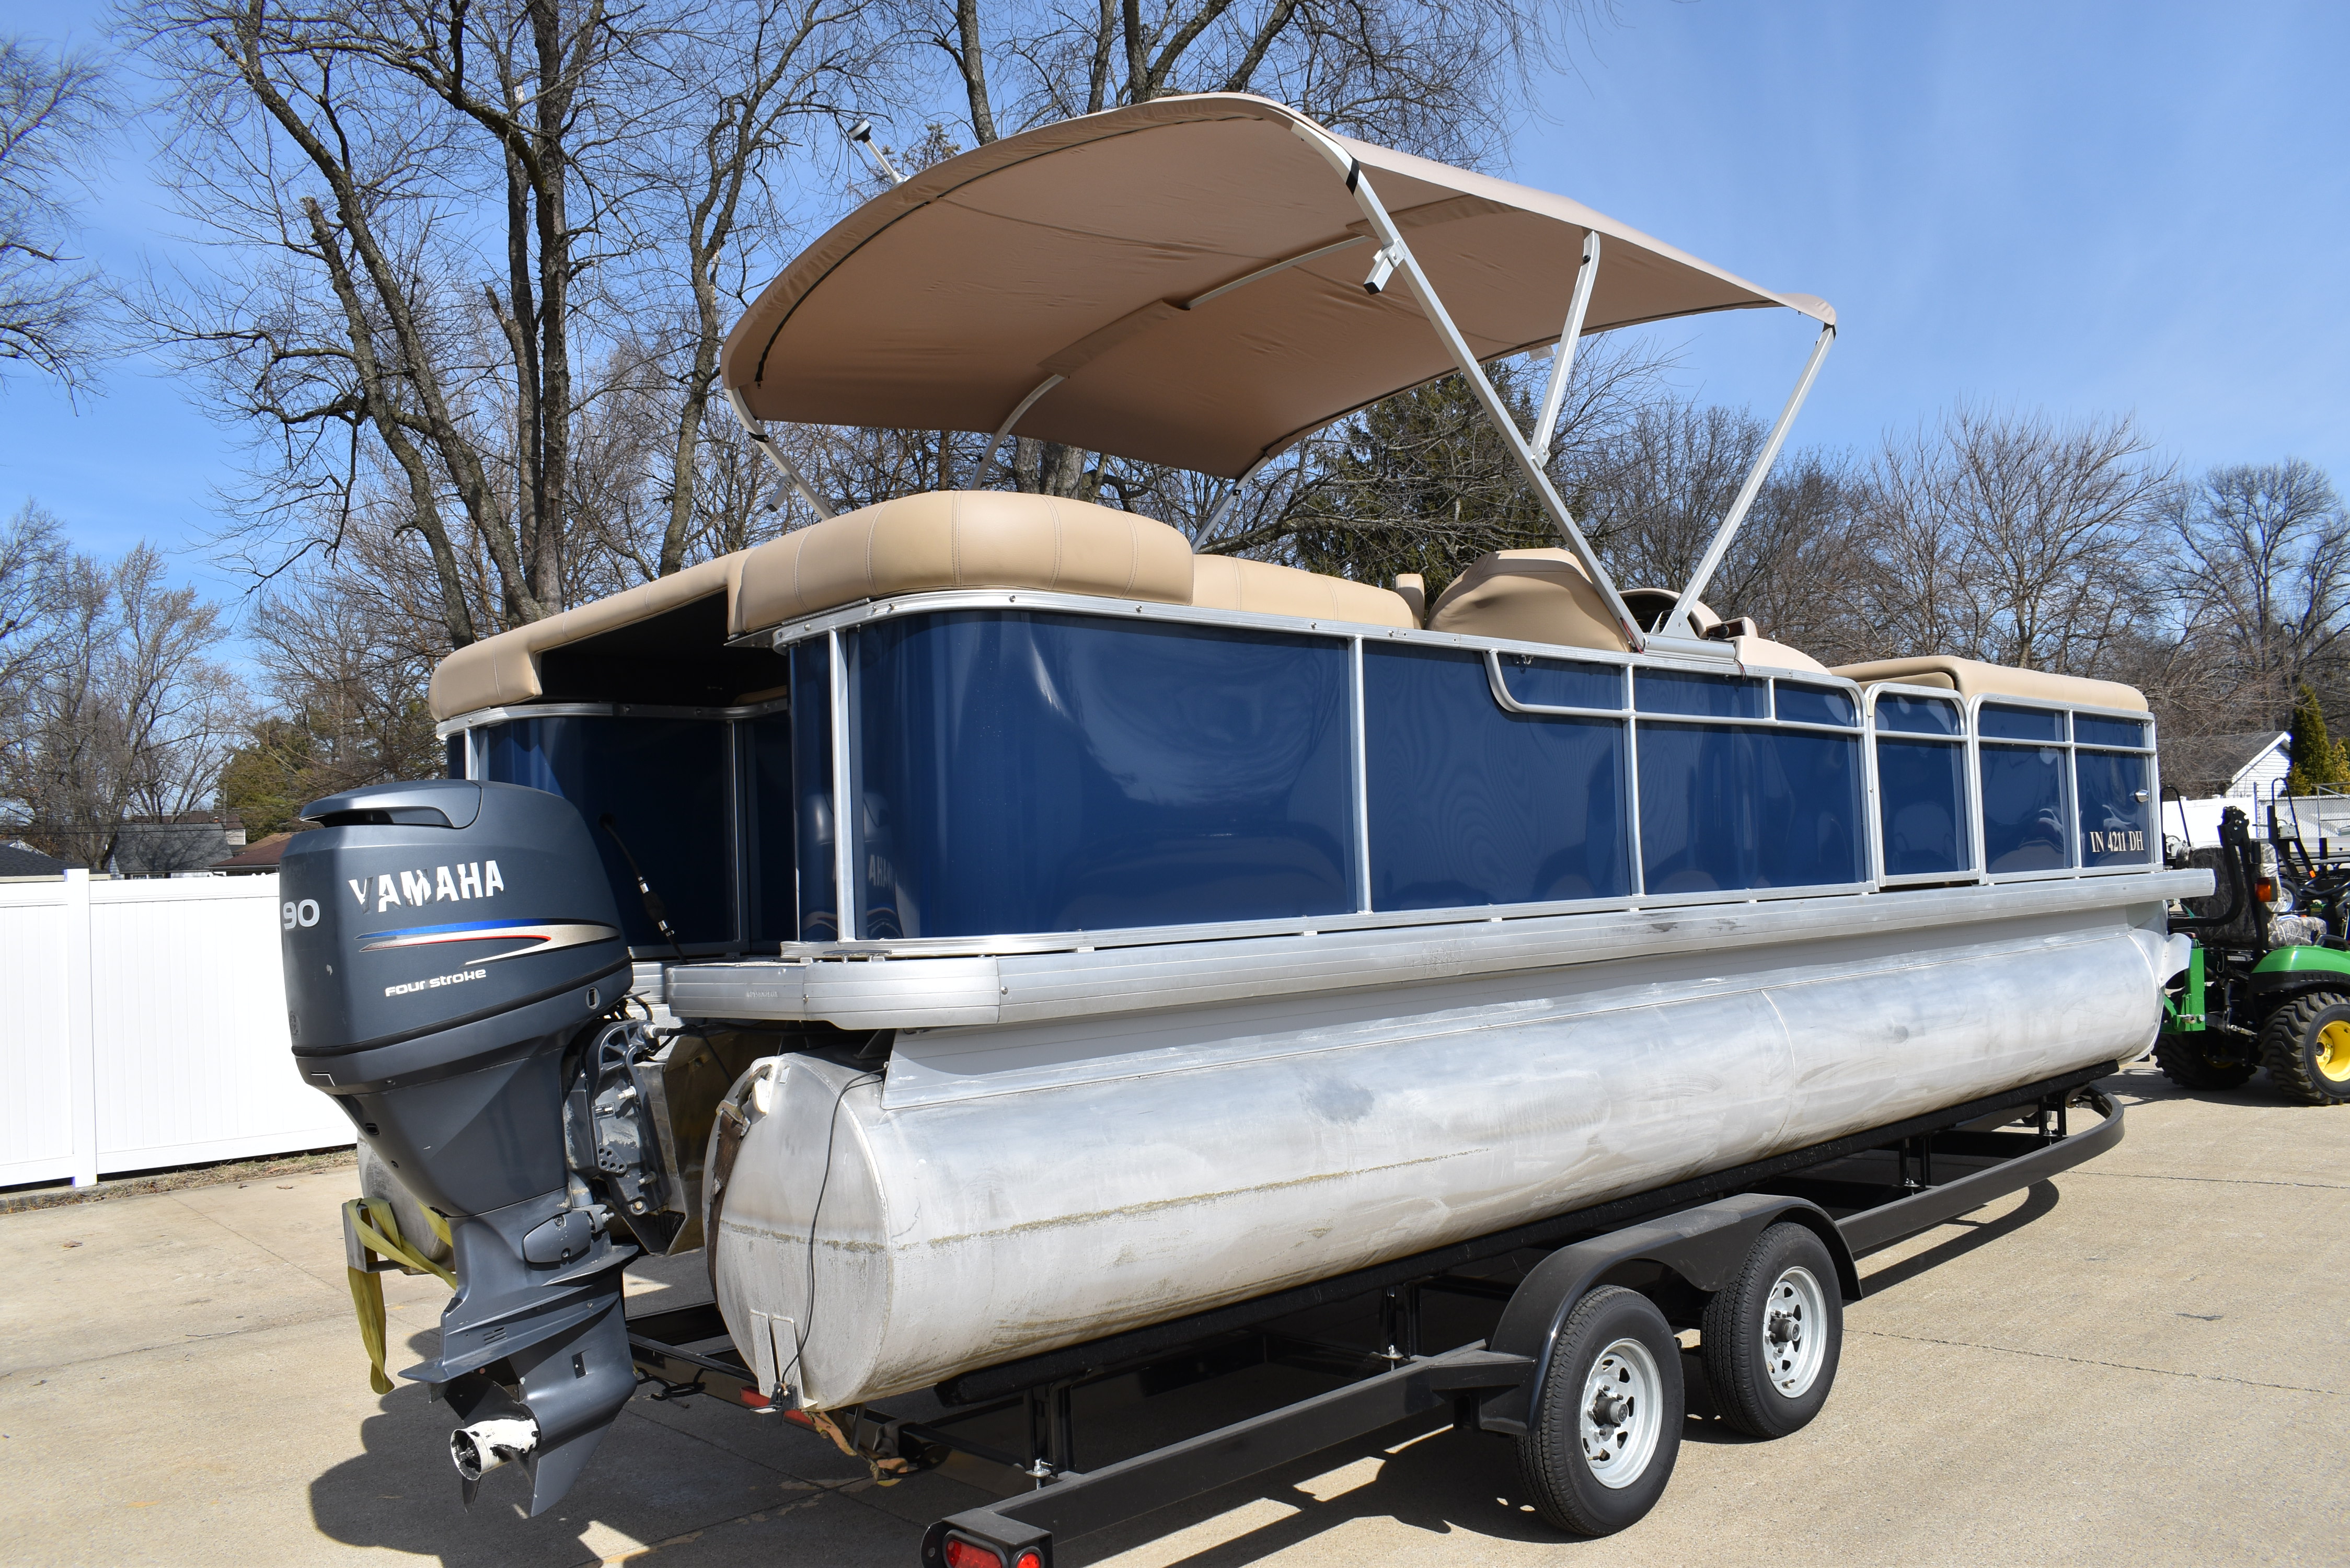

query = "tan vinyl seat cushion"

[1191,555,1415,628]
[430,491,1419,720]
[1728,635,1829,674]
[732,490,1195,633]
[1833,656,2148,712]
[1425,549,1630,653]
[428,552,749,721]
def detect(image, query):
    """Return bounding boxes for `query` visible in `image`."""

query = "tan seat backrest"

[733,490,1194,633]
[1191,555,1415,628]
[1425,549,1631,653]
[1729,635,1829,674]
[431,490,1417,720]
[1833,656,2148,713]
[429,551,750,721]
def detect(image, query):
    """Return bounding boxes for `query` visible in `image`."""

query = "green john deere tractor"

[2158,803,2350,1104]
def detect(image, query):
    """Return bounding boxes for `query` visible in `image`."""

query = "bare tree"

[130,0,882,650]
[217,557,448,836]
[2161,458,2350,731]
[1859,406,2171,676]
[1,541,245,870]
[911,0,1590,162]
[0,37,117,388]
[1565,398,1869,656]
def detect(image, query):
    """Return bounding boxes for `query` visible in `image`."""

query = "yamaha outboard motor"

[281,779,637,1515]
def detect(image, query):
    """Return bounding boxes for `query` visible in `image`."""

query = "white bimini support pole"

[1531,230,1601,466]
[727,388,836,521]
[973,374,1066,488]
[1345,165,1647,652]
[1662,321,1837,638]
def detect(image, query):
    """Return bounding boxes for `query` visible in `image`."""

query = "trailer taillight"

[2255,877,2277,904]
[939,1537,1042,1568]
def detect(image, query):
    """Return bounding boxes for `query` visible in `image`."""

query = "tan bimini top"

[721,94,1834,479]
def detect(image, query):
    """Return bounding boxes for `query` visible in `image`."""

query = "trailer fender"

[1477,1192,1853,1437]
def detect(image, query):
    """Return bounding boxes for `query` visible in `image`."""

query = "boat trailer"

[621,1063,2121,1563]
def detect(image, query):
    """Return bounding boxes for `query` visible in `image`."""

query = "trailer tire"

[1700,1222,1842,1439]
[2259,991,2350,1105]
[2152,1030,2255,1091]
[1516,1285,1683,1537]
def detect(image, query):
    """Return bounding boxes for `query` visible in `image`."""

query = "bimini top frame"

[720,94,1837,654]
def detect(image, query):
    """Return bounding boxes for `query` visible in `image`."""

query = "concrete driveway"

[3,1060,2345,1568]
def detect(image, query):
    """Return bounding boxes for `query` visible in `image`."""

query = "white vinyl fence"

[0,871,353,1189]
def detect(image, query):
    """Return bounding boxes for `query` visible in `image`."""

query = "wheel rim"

[1577,1335,1663,1489]
[2316,1020,2350,1083]
[1760,1265,1829,1399]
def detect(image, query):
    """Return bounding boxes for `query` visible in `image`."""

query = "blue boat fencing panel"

[1872,693,1972,879]
[2073,713,2156,867]
[1362,645,1629,911]
[1978,705,2073,874]
[849,611,1357,939]
[444,609,2169,949]
[1636,722,1865,893]
[473,714,739,945]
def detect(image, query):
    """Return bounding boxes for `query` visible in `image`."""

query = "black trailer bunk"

[622,1062,2122,1561]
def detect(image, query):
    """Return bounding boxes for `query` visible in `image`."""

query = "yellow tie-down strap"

[343,1197,456,1396]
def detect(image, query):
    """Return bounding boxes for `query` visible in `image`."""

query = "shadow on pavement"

[306,1329,925,1567]
[1062,1417,1577,1567]
[1856,1178,2059,1296]
[2099,1063,2284,1109]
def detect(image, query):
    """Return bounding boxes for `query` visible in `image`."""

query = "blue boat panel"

[743,713,799,942]
[1637,723,1864,892]
[1874,693,1962,736]
[476,714,735,945]
[2076,750,2155,866]
[1980,744,2072,872]
[1776,684,1858,729]
[1494,654,1625,712]
[1635,668,1769,719]
[852,611,1355,938]
[2074,714,2150,750]
[1364,644,1629,911]
[1980,704,2066,743]
[1876,738,1972,876]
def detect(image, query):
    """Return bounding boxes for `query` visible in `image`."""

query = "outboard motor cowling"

[282,779,637,1514]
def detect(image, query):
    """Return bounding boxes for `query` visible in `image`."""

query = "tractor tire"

[2152,1030,2255,1091]
[2258,993,2350,1106]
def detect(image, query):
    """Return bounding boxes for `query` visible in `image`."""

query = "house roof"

[212,832,294,873]
[0,842,71,878]
[2159,730,2288,796]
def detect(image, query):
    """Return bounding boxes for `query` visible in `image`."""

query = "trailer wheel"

[2152,1031,2255,1091]
[1700,1222,1842,1439]
[1516,1285,1683,1537]
[2259,992,2350,1106]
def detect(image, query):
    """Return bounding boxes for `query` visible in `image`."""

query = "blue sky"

[6,0,2347,613]
[1508,1,2350,475]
